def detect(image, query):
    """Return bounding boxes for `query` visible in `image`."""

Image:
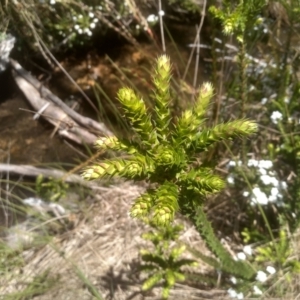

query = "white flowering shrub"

[224,229,300,299]
[227,158,287,207]
[0,0,160,51]
[225,242,279,299]
[208,2,300,298]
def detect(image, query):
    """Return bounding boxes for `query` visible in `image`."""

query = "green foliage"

[82,55,258,297]
[209,9,300,287]
[193,206,255,279]
[83,55,257,226]
[167,0,202,13]
[255,229,300,272]
[140,223,197,299]
[0,242,24,276]
[269,69,300,231]
[209,0,267,42]
[4,270,59,300]
[0,0,138,52]
[35,175,69,202]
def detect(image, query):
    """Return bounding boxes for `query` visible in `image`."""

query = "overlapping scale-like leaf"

[174,82,214,147]
[190,119,258,152]
[82,155,155,181]
[130,189,155,219]
[117,87,158,148]
[153,55,172,142]
[152,182,179,226]
[95,136,138,154]
[178,168,225,196]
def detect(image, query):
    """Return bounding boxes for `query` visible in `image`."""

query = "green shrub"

[82,55,258,297]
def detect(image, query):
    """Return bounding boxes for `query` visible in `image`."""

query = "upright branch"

[153,55,172,143]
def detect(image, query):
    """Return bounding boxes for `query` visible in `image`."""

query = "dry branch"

[0,163,97,188]
[10,59,113,145]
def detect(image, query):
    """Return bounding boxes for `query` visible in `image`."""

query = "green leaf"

[142,273,163,291]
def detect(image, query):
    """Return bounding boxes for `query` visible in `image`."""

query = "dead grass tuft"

[0,181,227,300]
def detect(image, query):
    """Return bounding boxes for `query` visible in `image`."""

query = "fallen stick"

[10,59,113,136]
[13,70,98,144]
[0,163,98,188]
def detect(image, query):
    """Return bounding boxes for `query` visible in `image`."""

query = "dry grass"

[0,181,226,300]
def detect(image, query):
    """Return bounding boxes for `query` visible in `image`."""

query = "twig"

[158,0,166,53]
[183,0,207,82]
[0,164,98,189]
[11,58,111,135]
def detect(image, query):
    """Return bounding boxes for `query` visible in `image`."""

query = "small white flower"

[237,252,246,260]
[93,18,99,23]
[74,24,80,30]
[270,177,279,187]
[77,28,83,34]
[268,194,277,202]
[260,62,267,68]
[249,85,255,92]
[243,191,250,197]
[228,288,237,298]
[247,159,259,167]
[147,14,158,23]
[281,181,287,189]
[266,266,276,275]
[271,187,279,197]
[260,174,278,187]
[90,23,96,29]
[256,270,267,283]
[227,175,235,184]
[258,168,267,175]
[237,293,244,299]
[228,160,236,167]
[158,10,165,16]
[230,276,237,284]
[261,98,268,105]
[243,245,252,256]
[251,187,269,205]
[89,12,94,18]
[260,174,272,185]
[258,160,273,169]
[271,111,283,124]
[50,0,56,4]
[253,285,263,295]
